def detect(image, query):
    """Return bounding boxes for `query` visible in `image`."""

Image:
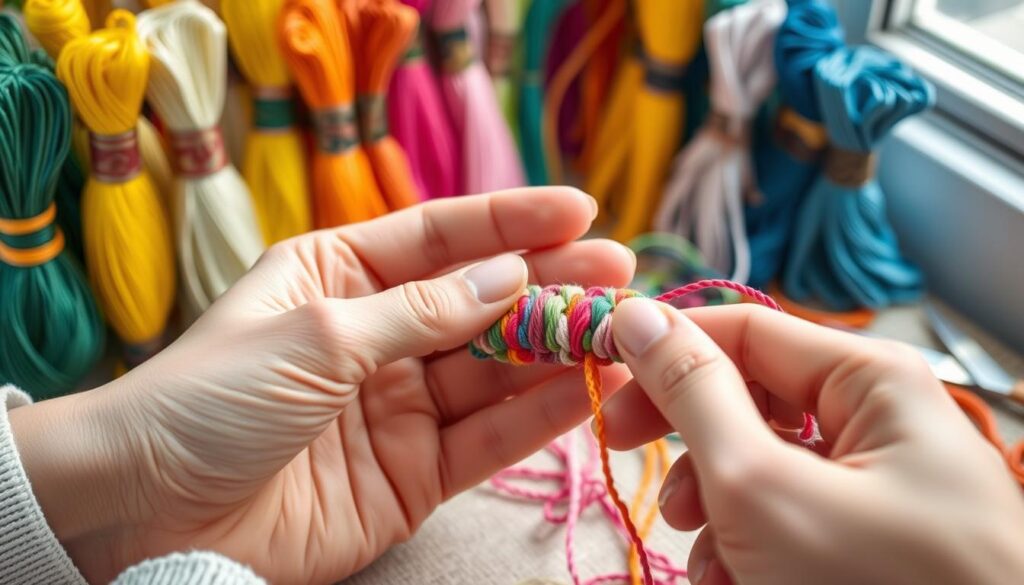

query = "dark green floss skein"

[0,14,86,261]
[0,58,105,398]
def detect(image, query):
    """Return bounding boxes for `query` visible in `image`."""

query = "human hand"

[10,188,635,584]
[602,300,1024,585]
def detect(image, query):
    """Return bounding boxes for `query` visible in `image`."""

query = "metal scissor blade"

[924,303,1016,397]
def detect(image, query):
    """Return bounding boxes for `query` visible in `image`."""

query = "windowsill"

[878,111,1024,351]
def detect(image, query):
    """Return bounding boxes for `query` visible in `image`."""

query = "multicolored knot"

[470,285,644,367]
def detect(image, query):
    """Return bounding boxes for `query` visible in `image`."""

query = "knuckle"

[709,450,775,504]
[399,280,454,335]
[657,341,723,401]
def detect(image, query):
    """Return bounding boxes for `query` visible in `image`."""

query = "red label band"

[90,130,143,183]
[170,127,228,179]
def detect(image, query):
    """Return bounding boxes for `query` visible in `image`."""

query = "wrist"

[8,383,143,543]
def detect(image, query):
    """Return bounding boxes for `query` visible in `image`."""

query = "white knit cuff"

[112,551,266,585]
[0,384,88,585]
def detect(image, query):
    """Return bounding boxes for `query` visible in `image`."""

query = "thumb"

[611,298,779,472]
[338,253,528,370]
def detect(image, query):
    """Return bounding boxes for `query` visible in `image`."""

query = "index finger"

[338,187,598,287]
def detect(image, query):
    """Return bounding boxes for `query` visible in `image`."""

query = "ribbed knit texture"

[112,552,265,585]
[0,384,86,585]
[0,384,265,584]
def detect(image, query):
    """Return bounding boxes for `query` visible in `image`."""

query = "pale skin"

[8,188,1024,584]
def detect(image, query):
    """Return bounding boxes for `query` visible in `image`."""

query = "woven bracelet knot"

[470,285,645,366]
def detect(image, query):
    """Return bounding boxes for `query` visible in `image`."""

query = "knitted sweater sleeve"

[0,385,265,585]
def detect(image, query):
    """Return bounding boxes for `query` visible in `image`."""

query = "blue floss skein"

[746,0,843,287]
[782,45,934,310]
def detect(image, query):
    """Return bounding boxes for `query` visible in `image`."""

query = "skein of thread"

[517,0,567,185]
[280,0,388,226]
[541,0,625,184]
[0,49,104,397]
[222,0,311,244]
[582,35,641,220]
[24,0,175,228]
[56,9,175,368]
[614,0,703,243]
[355,0,421,210]
[544,2,586,159]
[783,46,932,310]
[433,0,524,193]
[138,0,265,314]
[577,0,624,174]
[2,10,85,262]
[387,0,459,199]
[654,0,786,283]
[78,0,108,26]
[483,0,521,135]
[746,0,843,287]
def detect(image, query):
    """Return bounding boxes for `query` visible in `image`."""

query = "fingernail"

[615,298,670,356]
[587,195,599,220]
[658,474,680,509]
[690,558,708,584]
[464,254,526,304]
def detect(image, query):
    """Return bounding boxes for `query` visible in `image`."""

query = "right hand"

[602,300,1024,585]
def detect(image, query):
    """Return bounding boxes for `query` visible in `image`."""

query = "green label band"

[357,95,388,144]
[253,96,295,131]
[312,105,359,154]
[435,27,475,74]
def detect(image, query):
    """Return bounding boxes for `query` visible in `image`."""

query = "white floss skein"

[138,0,265,315]
[653,0,786,284]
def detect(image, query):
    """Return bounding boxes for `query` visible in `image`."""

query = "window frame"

[866,0,1024,157]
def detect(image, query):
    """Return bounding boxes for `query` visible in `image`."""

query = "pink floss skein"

[389,0,461,199]
[432,0,525,194]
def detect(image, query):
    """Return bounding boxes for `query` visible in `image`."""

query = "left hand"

[10,188,635,584]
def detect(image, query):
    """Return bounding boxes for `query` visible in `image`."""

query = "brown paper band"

[486,31,517,77]
[774,107,828,163]
[312,105,359,154]
[357,94,388,144]
[824,147,877,188]
[170,127,228,178]
[704,111,751,148]
[435,27,475,74]
[90,130,143,183]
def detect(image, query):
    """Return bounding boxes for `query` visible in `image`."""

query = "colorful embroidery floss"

[472,279,810,585]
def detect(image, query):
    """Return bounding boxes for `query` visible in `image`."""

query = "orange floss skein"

[280,0,388,227]
[355,0,422,210]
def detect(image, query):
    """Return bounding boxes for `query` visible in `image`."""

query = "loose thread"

[585,355,655,585]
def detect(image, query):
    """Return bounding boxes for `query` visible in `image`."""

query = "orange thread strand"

[585,354,653,585]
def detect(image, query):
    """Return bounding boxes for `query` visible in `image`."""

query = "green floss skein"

[0,57,105,398]
[518,0,568,185]
[0,14,85,261]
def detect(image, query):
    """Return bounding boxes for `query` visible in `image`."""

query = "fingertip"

[612,297,673,358]
[463,253,527,305]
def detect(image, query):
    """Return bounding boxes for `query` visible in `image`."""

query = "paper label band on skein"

[0,202,65,267]
[824,147,878,188]
[357,95,388,144]
[705,111,751,148]
[170,127,229,179]
[312,105,359,155]
[89,130,143,183]
[435,27,475,74]
[486,31,516,77]
[252,86,295,132]
[642,53,687,94]
[774,107,828,163]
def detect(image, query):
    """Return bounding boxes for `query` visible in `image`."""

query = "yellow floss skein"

[23,0,89,59]
[223,0,311,244]
[613,0,702,243]
[56,10,176,357]
[25,0,175,211]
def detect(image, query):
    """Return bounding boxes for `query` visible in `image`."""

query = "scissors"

[923,303,1024,488]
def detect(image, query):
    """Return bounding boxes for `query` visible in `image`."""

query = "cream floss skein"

[654,0,786,284]
[138,0,265,316]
